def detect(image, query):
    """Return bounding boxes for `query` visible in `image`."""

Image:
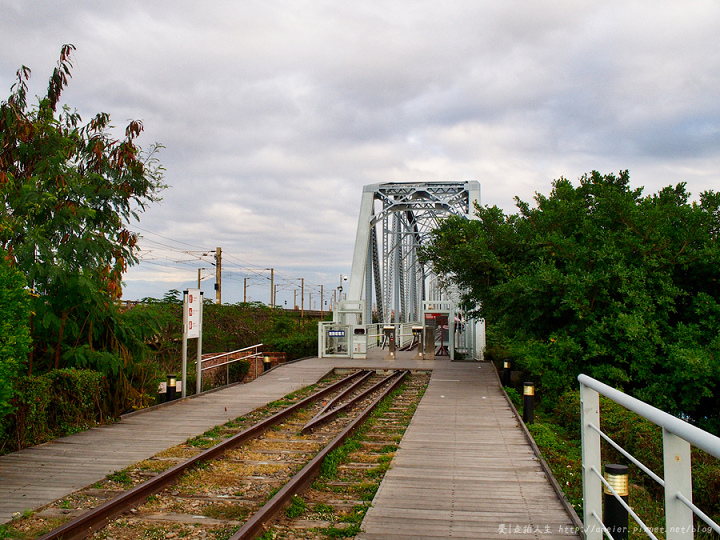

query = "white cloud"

[2,0,720,301]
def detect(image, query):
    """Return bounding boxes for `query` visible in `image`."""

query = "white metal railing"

[200,344,263,387]
[366,323,383,350]
[579,374,720,540]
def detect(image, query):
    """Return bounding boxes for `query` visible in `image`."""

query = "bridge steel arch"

[318,181,484,361]
[346,181,481,326]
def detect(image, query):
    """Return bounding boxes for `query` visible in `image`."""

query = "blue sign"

[328,330,345,337]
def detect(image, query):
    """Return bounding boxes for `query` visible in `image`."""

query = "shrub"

[0,368,107,453]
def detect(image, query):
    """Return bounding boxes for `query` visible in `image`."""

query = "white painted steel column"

[466,181,481,218]
[663,428,693,540]
[365,224,373,325]
[347,186,376,302]
[580,382,602,540]
[393,213,400,325]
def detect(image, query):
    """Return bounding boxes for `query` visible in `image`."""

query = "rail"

[579,374,720,540]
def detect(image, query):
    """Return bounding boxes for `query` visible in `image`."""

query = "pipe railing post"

[581,381,603,540]
[663,428,693,540]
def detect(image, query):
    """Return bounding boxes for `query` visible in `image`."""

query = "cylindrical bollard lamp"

[263,355,271,372]
[604,464,629,540]
[523,382,534,424]
[167,374,177,402]
[503,361,512,386]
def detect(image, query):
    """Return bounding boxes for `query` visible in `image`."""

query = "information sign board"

[185,288,201,339]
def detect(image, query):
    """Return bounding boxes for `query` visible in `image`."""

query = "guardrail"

[579,374,720,540]
[200,343,264,386]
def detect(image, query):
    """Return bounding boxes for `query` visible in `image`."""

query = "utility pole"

[243,277,247,303]
[294,289,297,310]
[215,247,222,304]
[270,268,274,306]
[320,285,324,319]
[301,278,305,318]
[198,268,201,289]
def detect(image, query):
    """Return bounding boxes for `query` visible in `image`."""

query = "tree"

[0,44,166,377]
[0,252,31,434]
[422,171,720,427]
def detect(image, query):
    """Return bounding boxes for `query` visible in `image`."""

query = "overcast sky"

[2,1,719,305]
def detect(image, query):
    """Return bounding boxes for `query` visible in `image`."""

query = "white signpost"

[181,288,203,398]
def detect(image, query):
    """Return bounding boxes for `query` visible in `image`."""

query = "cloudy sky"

[2,1,719,305]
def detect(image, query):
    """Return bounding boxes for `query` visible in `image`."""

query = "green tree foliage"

[131,296,320,378]
[0,44,165,379]
[0,252,31,436]
[422,171,720,428]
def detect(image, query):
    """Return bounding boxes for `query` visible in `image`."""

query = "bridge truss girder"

[346,181,481,325]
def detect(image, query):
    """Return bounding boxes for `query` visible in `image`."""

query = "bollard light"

[604,464,629,540]
[503,361,512,386]
[167,374,177,402]
[263,355,272,373]
[522,382,534,424]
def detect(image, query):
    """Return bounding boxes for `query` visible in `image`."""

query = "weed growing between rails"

[0,373,344,540]
[260,372,430,540]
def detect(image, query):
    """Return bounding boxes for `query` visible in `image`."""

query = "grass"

[106,469,132,487]
[285,495,307,519]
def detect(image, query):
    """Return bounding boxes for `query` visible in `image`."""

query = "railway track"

[17,369,428,540]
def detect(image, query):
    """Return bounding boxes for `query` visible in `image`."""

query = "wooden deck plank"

[1,356,581,539]
[357,361,580,540]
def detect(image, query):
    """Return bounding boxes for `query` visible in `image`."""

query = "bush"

[229,359,250,383]
[0,368,108,453]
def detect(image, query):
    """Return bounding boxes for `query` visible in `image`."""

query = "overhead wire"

[127,225,335,301]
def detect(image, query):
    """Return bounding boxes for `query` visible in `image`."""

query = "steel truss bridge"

[319,181,485,361]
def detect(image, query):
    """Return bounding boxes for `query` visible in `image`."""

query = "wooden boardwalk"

[0,361,332,523]
[356,360,581,539]
[0,355,581,539]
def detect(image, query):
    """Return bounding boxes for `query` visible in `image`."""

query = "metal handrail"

[198,343,264,395]
[201,352,263,372]
[200,343,264,366]
[579,374,720,540]
[579,375,720,458]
